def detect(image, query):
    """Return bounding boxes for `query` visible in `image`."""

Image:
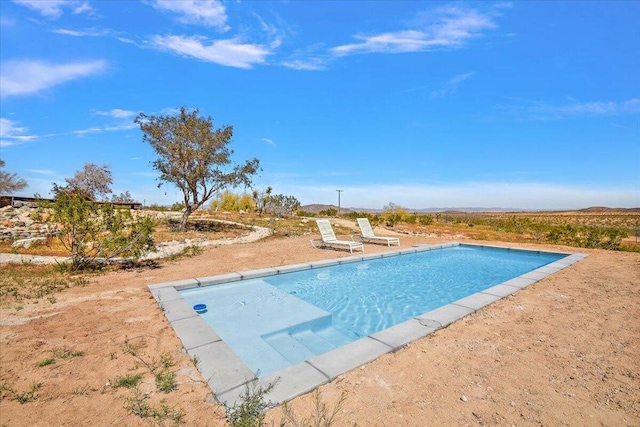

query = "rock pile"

[0,206,57,242]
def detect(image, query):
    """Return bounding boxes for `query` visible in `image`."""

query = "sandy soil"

[0,231,638,426]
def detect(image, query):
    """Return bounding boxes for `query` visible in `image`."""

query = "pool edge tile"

[188,341,256,397]
[416,304,475,328]
[451,292,502,311]
[370,318,437,351]
[198,272,243,286]
[338,255,365,264]
[501,277,538,289]
[216,363,330,407]
[149,286,182,303]
[276,263,312,273]
[262,362,330,405]
[240,267,279,280]
[307,338,393,380]
[309,259,341,268]
[170,316,221,350]
[519,271,551,281]
[481,284,520,298]
[149,278,200,291]
[162,297,199,323]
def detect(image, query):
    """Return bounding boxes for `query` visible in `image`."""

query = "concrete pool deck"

[148,242,587,407]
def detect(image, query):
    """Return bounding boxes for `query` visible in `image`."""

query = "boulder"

[11,237,47,249]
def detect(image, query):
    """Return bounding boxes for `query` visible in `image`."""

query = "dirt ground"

[0,232,638,426]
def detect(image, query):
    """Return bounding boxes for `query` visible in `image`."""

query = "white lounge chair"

[355,217,400,247]
[311,219,364,253]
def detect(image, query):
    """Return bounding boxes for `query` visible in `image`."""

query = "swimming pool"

[149,242,586,406]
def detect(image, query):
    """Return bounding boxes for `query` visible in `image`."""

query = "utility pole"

[336,189,343,216]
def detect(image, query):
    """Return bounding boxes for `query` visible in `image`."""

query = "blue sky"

[1,1,638,210]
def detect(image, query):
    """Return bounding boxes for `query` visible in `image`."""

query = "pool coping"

[148,242,587,407]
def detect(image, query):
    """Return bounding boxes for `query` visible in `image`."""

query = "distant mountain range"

[300,204,640,214]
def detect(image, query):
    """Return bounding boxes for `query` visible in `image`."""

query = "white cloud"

[332,6,498,56]
[52,28,112,37]
[503,98,640,120]
[281,44,329,71]
[25,169,55,176]
[251,11,288,49]
[0,59,108,97]
[281,58,326,71]
[261,138,275,146]
[0,118,37,147]
[149,0,229,30]
[431,72,476,97]
[13,0,94,18]
[94,109,138,119]
[333,30,433,56]
[150,35,270,69]
[70,122,137,136]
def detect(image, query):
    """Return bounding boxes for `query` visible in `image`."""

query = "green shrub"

[418,215,433,225]
[280,390,349,427]
[155,370,177,393]
[124,392,185,424]
[113,373,144,389]
[224,379,276,427]
[37,358,55,367]
[1,382,42,404]
[318,208,337,217]
[39,193,155,270]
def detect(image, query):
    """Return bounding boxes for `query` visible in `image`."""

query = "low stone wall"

[0,206,57,241]
[0,206,180,242]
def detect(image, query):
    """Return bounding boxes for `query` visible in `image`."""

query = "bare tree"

[252,186,272,216]
[61,163,113,200]
[265,193,300,217]
[0,160,28,194]
[111,191,135,203]
[136,107,260,231]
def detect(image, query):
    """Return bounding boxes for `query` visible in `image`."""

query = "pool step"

[263,325,353,365]
[312,326,353,347]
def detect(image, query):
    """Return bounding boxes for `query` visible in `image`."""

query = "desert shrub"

[382,202,408,227]
[280,390,349,427]
[418,215,434,225]
[342,211,381,225]
[265,194,301,217]
[1,382,42,404]
[155,370,177,393]
[170,202,186,211]
[210,191,257,213]
[113,373,144,389]
[546,225,627,250]
[124,392,185,425]
[215,191,241,211]
[368,214,383,226]
[385,214,400,227]
[340,212,356,220]
[318,208,337,217]
[38,193,155,270]
[224,379,276,427]
[402,213,418,224]
[111,191,136,203]
[238,193,255,211]
[145,204,171,211]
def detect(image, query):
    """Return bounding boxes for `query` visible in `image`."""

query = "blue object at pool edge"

[193,303,207,313]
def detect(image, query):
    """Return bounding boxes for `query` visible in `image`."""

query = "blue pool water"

[180,245,565,375]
